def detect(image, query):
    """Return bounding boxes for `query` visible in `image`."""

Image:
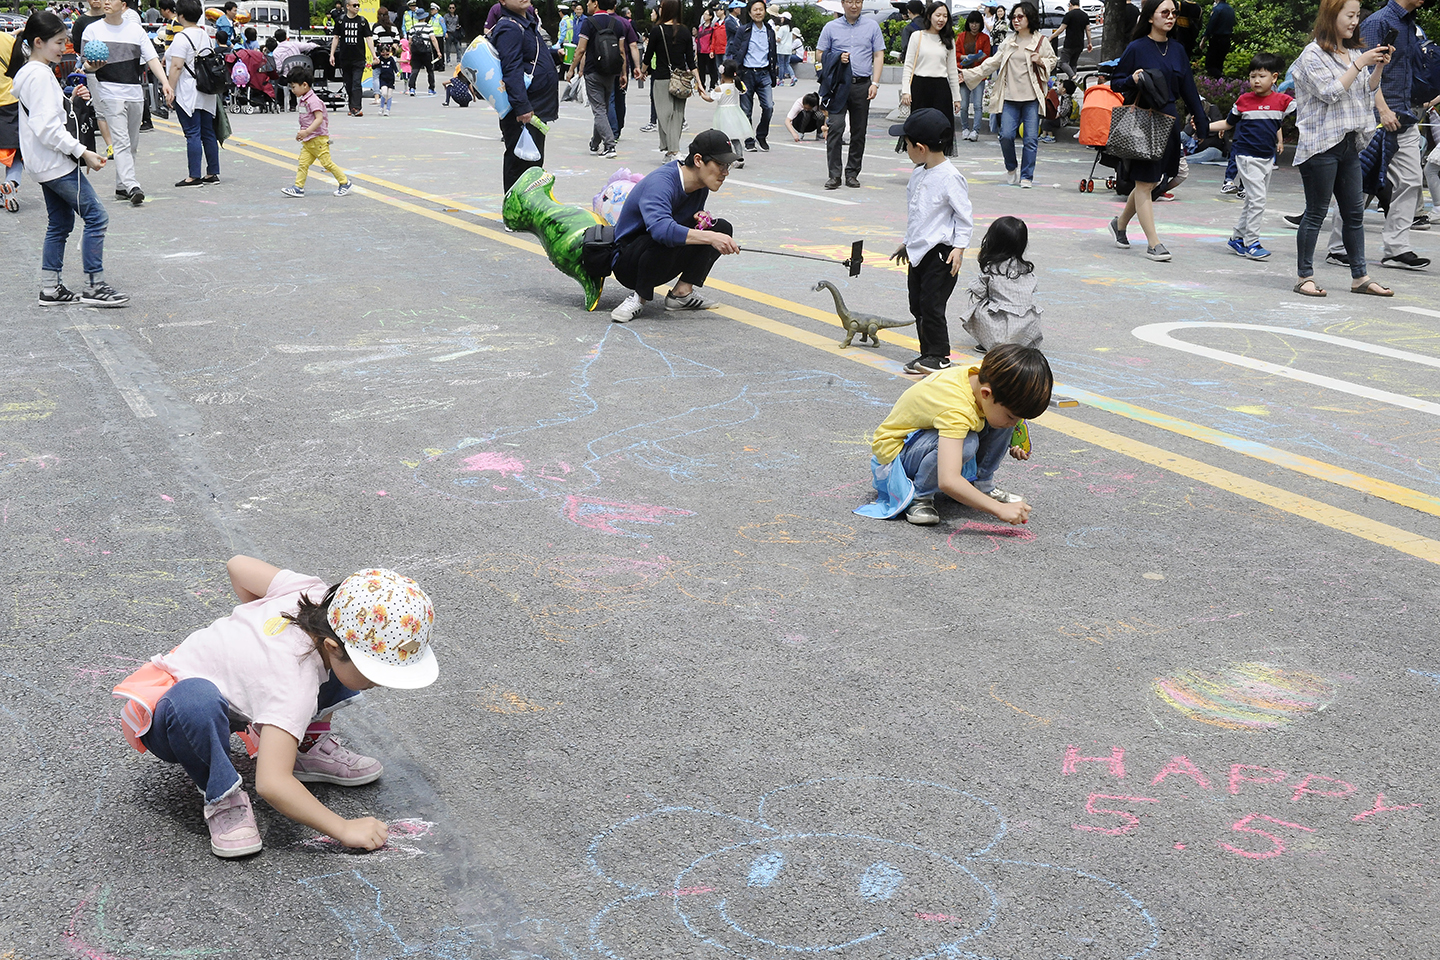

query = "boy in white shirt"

[81,0,170,205]
[888,108,972,376]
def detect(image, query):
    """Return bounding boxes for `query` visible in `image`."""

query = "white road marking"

[725,177,859,204]
[1132,321,1440,418]
[1394,306,1440,320]
[74,324,157,418]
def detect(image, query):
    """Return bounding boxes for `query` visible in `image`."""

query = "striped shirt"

[1291,41,1375,166]
[1227,90,1294,159]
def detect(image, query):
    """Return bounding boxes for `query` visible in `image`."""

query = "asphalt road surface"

[2,77,1438,960]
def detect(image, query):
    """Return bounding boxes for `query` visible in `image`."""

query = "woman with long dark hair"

[1290,0,1392,297]
[648,0,710,160]
[1106,0,1209,262]
[955,10,991,142]
[961,1,1055,186]
[900,1,961,152]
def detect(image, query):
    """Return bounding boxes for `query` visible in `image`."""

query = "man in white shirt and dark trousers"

[817,0,883,189]
[889,108,972,375]
[82,0,172,205]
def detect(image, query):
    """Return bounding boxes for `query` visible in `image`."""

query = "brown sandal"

[1350,279,1393,297]
[1293,279,1326,297]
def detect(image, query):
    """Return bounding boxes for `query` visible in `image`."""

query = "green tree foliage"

[785,3,833,50]
[1212,0,1310,71]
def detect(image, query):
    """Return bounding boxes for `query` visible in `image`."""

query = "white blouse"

[903,31,962,101]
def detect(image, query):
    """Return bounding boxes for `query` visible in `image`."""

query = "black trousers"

[907,243,956,359]
[409,48,435,91]
[499,112,546,193]
[826,78,871,179]
[613,218,732,301]
[340,60,365,111]
[1205,34,1231,78]
[1062,44,1083,72]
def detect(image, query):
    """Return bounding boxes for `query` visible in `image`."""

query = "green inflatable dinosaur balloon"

[503,167,607,311]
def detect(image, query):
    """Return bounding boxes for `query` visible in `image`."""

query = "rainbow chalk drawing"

[300,818,436,859]
[1152,662,1337,731]
[588,776,1159,960]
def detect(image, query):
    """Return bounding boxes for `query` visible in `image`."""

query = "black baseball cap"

[686,129,741,165]
[889,107,952,144]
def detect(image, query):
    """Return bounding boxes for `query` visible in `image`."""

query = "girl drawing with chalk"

[112,558,439,858]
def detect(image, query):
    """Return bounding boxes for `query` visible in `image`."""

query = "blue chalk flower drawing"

[588,777,1158,960]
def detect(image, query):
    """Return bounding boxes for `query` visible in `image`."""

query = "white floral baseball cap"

[327,568,438,689]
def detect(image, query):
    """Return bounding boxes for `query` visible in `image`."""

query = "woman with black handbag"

[647,0,711,161]
[1106,0,1208,262]
[164,0,220,187]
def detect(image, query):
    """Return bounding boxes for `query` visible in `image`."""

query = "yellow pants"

[295,136,346,189]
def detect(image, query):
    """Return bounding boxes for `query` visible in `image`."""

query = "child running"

[281,64,352,197]
[855,343,1051,527]
[964,215,1043,351]
[10,12,128,306]
[888,108,973,376]
[111,558,439,858]
[710,64,752,168]
[1208,52,1293,260]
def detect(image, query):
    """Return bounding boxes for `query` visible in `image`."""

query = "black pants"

[826,78,871,179]
[613,218,732,301]
[1204,34,1231,78]
[340,60,365,111]
[1062,45,1083,72]
[409,48,435,92]
[907,243,956,359]
[499,112,546,193]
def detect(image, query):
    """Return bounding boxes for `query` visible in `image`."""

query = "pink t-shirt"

[157,569,330,741]
[297,89,329,140]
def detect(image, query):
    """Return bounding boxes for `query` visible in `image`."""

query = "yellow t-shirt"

[871,366,985,464]
[0,34,16,107]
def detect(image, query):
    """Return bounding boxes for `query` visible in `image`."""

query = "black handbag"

[1105,104,1174,161]
[582,224,616,279]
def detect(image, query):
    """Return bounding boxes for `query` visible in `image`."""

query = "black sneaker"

[138,122,154,132]
[80,281,131,308]
[744,138,757,151]
[1413,214,1431,232]
[115,189,130,200]
[756,138,769,152]
[1284,213,1302,228]
[1381,251,1431,270]
[903,355,952,375]
[128,187,145,207]
[39,282,81,306]
[1324,251,1350,267]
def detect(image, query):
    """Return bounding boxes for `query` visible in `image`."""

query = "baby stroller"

[228,49,280,113]
[1077,82,1122,193]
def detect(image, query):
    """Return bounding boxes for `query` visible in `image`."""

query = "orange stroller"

[1077,83,1122,193]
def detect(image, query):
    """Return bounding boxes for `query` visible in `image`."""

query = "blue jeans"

[897,425,1013,499]
[1297,133,1367,280]
[957,78,984,132]
[999,99,1039,180]
[39,169,107,281]
[143,672,360,804]
[739,66,774,143]
[777,54,794,82]
[3,152,22,184]
[175,104,220,179]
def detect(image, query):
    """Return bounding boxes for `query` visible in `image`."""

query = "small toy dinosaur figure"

[814,281,916,348]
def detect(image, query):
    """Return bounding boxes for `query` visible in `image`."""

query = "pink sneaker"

[292,734,383,786]
[204,790,263,858]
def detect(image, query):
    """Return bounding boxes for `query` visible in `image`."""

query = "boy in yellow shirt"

[856,343,1051,526]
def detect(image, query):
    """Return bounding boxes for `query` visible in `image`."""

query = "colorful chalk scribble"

[1153,662,1336,731]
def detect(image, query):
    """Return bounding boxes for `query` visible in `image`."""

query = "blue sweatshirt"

[614,161,708,248]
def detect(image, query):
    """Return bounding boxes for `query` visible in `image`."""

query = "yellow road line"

[159,123,1440,562]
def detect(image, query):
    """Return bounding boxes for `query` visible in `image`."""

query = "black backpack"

[182,32,229,95]
[18,88,97,156]
[591,14,623,75]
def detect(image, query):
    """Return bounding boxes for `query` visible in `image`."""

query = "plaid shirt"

[1292,41,1375,166]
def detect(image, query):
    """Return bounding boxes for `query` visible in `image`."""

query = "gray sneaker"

[1145,243,1172,262]
[1108,217,1129,249]
[986,487,1025,504]
[904,496,940,525]
[664,289,718,311]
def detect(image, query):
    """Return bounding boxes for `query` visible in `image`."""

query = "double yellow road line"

[159,122,1440,564]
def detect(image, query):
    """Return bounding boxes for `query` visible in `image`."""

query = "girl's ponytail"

[7,11,67,79]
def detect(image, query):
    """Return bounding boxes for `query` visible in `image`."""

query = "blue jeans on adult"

[739,66,774,144]
[175,104,220,180]
[38,169,108,283]
[999,98,1039,180]
[897,424,1014,499]
[1296,133,1367,281]
[777,53,794,82]
[957,78,984,133]
[143,673,361,804]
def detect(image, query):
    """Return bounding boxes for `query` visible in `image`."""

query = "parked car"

[0,11,27,30]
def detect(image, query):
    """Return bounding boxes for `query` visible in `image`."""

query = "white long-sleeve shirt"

[903,31,961,101]
[904,160,972,264]
[14,61,85,184]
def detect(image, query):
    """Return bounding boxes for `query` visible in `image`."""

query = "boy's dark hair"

[282,584,353,663]
[977,215,1033,279]
[978,343,1052,418]
[596,0,615,10]
[1249,52,1284,75]
[264,35,278,51]
[906,0,922,15]
[274,27,287,40]
[243,25,257,40]
[222,1,236,10]
[801,91,819,109]
[175,0,199,19]
[289,63,314,85]
[158,0,175,11]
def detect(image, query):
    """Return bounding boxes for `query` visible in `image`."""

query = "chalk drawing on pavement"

[1153,662,1337,731]
[588,777,1159,960]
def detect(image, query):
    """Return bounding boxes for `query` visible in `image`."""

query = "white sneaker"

[1020,179,1032,189]
[610,292,646,322]
[986,487,1025,504]
[1007,169,1019,185]
[664,289,718,311]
